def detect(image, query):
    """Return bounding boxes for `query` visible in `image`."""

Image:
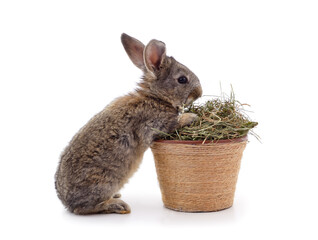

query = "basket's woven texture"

[150,140,247,212]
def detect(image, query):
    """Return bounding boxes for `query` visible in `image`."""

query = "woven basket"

[150,136,247,212]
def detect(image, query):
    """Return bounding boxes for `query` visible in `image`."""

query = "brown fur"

[55,33,202,214]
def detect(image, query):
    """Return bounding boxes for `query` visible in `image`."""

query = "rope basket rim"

[153,135,248,145]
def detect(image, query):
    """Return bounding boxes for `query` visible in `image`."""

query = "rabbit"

[55,33,202,215]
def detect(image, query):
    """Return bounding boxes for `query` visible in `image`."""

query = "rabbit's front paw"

[178,113,198,128]
[113,193,121,198]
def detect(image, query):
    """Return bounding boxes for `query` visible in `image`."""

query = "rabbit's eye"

[178,76,188,84]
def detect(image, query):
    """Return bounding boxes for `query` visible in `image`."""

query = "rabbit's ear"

[144,40,166,73]
[121,33,145,70]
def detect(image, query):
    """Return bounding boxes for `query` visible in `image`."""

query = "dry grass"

[155,90,258,143]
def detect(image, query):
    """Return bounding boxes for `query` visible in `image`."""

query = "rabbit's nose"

[185,85,203,105]
[191,84,203,99]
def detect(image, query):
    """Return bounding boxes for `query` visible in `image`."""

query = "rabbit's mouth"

[185,96,195,106]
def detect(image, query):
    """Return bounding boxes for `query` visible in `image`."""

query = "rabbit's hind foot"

[73,198,131,215]
[100,198,131,214]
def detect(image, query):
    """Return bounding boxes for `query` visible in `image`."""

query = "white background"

[1,0,317,239]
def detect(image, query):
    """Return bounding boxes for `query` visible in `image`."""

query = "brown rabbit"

[55,33,202,215]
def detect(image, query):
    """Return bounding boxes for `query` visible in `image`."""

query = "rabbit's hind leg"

[70,183,130,215]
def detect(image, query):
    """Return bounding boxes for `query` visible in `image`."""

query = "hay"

[155,90,258,142]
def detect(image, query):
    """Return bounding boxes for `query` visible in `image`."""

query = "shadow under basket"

[150,136,248,212]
